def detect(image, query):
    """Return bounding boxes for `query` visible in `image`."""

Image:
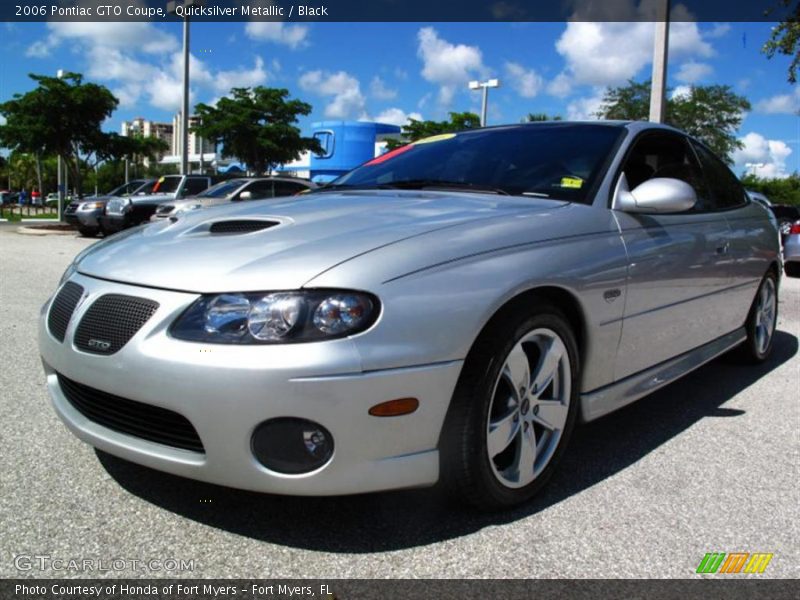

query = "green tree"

[763,1,800,84]
[525,113,562,122]
[385,112,482,150]
[597,79,751,162]
[193,87,321,175]
[741,172,800,206]
[0,72,119,198]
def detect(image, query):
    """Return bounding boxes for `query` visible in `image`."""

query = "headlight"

[173,204,202,218]
[79,201,104,211]
[170,290,379,344]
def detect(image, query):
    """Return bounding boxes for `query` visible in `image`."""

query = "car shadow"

[96,330,798,553]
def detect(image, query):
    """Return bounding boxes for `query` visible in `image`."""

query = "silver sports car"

[39,122,780,509]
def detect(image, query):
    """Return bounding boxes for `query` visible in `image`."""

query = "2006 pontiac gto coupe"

[39,122,780,509]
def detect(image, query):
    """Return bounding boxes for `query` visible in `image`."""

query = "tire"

[731,271,778,364]
[440,302,580,510]
[785,263,800,278]
[77,226,99,238]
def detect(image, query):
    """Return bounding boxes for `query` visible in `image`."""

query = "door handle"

[716,241,730,255]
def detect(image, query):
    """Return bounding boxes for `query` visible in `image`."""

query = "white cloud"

[554,9,715,89]
[0,115,6,126]
[416,27,486,105]
[371,108,423,127]
[244,22,309,49]
[214,57,269,93]
[299,70,367,119]
[670,85,693,100]
[706,23,732,39]
[504,62,543,98]
[27,20,176,58]
[547,72,572,98]
[566,90,606,120]
[754,89,800,115]
[370,76,398,101]
[675,61,713,84]
[733,132,793,178]
[25,21,273,114]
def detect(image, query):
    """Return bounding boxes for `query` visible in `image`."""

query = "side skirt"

[580,328,746,422]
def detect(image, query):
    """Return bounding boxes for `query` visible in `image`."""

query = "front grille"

[47,282,85,342]
[57,373,204,453]
[65,203,79,214]
[209,220,278,234]
[74,295,159,355]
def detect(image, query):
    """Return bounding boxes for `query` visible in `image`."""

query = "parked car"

[64,179,155,237]
[783,220,800,277]
[0,190,14,205]
[151,177,317,221]
[749,193,800,245]
[39,122,780,510]
[101,174,218,233]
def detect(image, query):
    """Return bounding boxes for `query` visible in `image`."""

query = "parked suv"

[101,175,217,233]
[152,177,316,220]
[65,179,155,237]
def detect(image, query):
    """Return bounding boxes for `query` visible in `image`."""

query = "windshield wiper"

[376,179,510,195]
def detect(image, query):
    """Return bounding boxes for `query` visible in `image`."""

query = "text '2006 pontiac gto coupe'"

[39,122,780,509]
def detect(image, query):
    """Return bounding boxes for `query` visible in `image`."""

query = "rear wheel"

[785,263,800,278]
[732,272,778,364]
[441,303,579,510]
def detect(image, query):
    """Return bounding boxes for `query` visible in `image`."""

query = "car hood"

[75,190,564,293]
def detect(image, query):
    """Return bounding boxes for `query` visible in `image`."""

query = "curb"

[17,226,77,236]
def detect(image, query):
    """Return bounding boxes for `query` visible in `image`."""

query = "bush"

[741,173,800,206]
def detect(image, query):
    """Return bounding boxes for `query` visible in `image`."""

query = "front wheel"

[441,304,580,510]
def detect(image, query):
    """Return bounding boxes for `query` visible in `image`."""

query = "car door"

[612,131,734,380]
[691,140,775,333]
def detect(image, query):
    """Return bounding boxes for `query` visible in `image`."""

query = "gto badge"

[87,339,112,351]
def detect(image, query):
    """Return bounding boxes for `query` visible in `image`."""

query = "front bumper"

[39,273,461,495]
[65,209,103,228]
[784,235,800,264]
[99,213,130,233]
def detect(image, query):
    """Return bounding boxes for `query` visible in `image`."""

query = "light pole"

[56,69,65,221]
[745,163,765,177]
[167,1,203,175]
[469,79,501,127]
[649,0,670,123]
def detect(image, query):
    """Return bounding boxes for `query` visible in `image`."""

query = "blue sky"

[1,19,799,177]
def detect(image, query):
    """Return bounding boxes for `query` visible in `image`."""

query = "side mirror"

[238,191,253,201]
[615,174,697,214]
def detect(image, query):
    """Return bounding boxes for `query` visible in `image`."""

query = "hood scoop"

[206,219,281,235]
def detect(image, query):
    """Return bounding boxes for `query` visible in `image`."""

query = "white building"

[120,117,173,165]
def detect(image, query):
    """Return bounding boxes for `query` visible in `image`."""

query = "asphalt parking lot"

[0,224,797,579]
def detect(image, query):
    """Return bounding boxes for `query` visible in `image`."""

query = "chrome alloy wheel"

[486,328,571,489]
[755,277,777,355]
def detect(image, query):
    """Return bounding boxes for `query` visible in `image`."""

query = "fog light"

[251,418,334,474]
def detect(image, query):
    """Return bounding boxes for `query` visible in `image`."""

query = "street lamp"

[167,0,204,175]
[469,79,501,127]
[56,69,65,221]
[745,163,765,176]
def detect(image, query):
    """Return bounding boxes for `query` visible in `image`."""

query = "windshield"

[107,180,145,196]
[152,176,183,194]
[200,179,247,198]
[332,124,625,203]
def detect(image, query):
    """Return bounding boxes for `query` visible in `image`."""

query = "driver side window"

[622,132,710,210]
